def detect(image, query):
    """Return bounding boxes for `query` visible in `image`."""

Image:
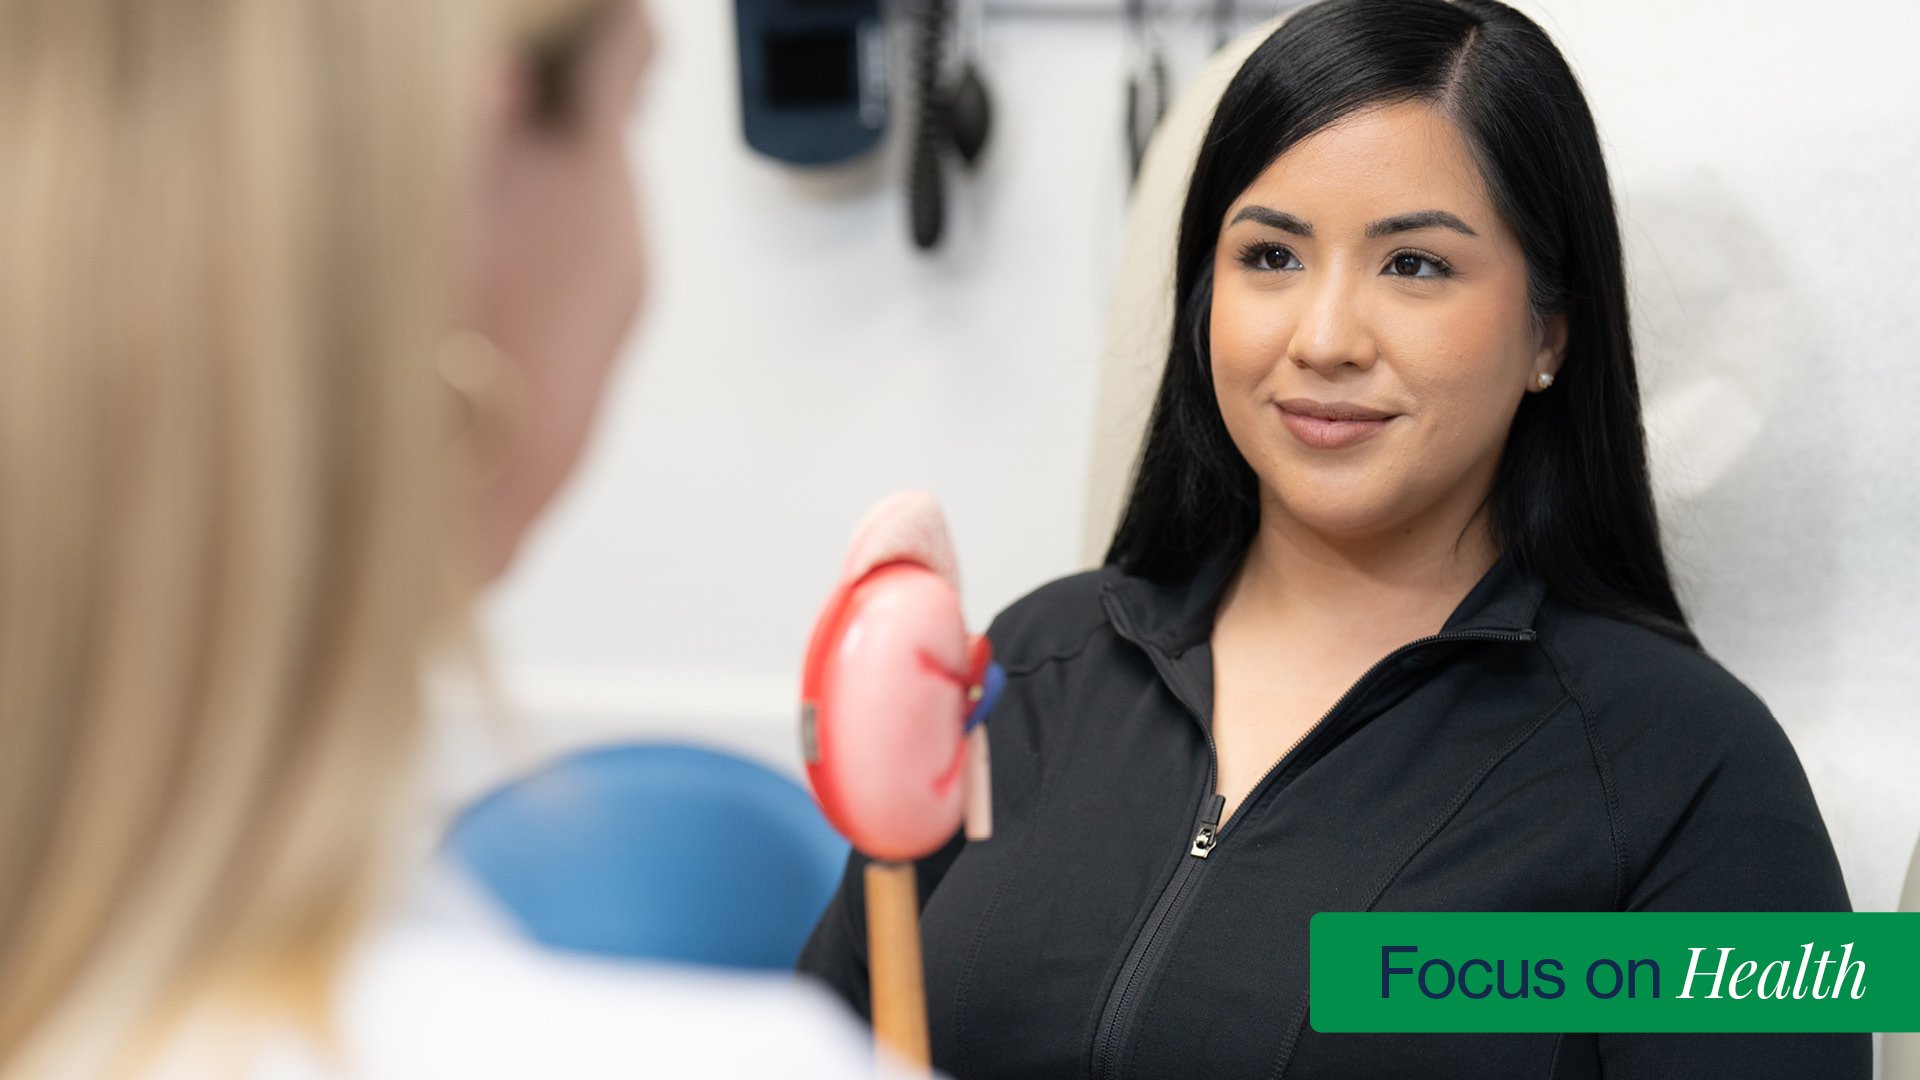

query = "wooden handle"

[965,726,993,841]
[865,860,931,1074]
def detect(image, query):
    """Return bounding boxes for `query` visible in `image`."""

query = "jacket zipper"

[1088,621,1536,1080]
[1089,784,1222,1080]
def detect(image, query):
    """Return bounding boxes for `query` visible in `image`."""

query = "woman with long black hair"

[799,0,1868,1076]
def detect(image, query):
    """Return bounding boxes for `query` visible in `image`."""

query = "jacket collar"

[1098,545,1548,656]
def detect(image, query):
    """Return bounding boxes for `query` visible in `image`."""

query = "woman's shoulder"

[1533,596,1778,743]
[982,567,1113,673]
[1531,598,1830,839]
[1531,599,1849,910]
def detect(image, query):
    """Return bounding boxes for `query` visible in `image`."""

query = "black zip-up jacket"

[797,551,1869,1079]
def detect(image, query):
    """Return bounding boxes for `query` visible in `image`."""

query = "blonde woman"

[0,1,881,1077]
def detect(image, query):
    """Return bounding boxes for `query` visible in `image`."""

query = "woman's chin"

[1266,488,1414,544]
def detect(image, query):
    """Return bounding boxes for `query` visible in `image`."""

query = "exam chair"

[445,742,850,971]
[1081,16,1285,565]
[1885,835,1920,1078]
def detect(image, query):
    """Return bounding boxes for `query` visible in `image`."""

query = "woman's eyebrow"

[1365,210,1478,237]
[1225,206,1478,239]
[1227,206,1313,237]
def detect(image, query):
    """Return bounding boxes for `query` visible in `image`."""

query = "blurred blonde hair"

[0,0,621,1076]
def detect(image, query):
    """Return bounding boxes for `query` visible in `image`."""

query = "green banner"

[1309,912,1920,1032]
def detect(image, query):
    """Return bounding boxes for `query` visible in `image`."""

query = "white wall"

[480,0,1920,934]
[481,1,1135,766]
[1527,1,1920,934]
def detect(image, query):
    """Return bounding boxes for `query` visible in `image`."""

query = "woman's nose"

[1285,271,1379,375]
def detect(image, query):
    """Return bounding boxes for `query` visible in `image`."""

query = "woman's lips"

[1275,399,1400,450]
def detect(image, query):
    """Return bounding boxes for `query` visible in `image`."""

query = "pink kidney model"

[799,491,1002,1072]
[801,490,1001,861]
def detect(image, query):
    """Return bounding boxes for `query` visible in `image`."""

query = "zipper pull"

[1189,793,1225,858]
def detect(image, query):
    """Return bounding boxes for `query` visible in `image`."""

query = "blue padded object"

[966,660,1006,732]
[446,742,851,971]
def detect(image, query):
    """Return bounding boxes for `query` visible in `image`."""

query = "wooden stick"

[865,860,931,1074]
[965,726,993,841]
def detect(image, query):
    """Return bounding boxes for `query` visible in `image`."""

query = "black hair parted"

[1104,0,1697,647]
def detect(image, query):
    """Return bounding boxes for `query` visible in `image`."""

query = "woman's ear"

[1533,311,1569,384]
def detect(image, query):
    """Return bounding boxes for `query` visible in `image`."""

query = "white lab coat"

[137,861,904,1080]
[247,922,887,1079]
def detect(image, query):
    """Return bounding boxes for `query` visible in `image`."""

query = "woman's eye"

[1386,251,1451,278]
[1240,243,1301,272]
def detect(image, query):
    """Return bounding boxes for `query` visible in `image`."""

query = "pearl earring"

[1535,371,1555,390]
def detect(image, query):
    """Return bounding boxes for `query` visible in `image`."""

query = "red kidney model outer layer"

[802,560,980,863]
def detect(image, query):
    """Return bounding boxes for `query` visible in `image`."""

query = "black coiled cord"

[907,0,949,250]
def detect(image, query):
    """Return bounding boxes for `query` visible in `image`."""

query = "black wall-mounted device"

[734,0,888,166]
